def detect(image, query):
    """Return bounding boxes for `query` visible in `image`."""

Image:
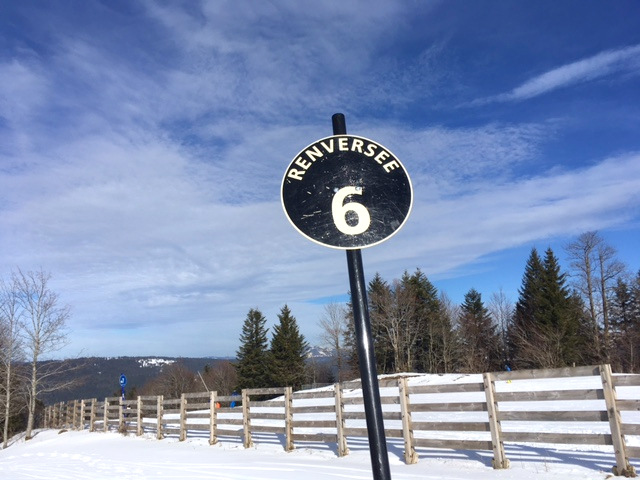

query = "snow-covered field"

[2,372,640,480]
[1,428,634,480]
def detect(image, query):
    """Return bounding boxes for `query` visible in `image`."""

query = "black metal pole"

[332,113,392,480]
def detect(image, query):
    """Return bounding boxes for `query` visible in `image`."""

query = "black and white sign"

[282,135,412,249]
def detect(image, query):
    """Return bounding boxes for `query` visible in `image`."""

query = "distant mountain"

[40,356,231,404]
[40,349,334,404]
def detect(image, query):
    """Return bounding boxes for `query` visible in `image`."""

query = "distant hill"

[40,349,335,404]
[40,356,231,404]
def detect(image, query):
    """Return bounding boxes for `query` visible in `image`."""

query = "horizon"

[1,2,639,360]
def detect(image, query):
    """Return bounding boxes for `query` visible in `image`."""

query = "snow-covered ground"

[1,428,633,480]
[2,372,640,479]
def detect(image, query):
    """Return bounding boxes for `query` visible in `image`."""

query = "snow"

[2,373,639,479]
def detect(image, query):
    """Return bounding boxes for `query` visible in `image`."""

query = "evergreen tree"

[509,247,587,368]
[269,305,308,389]
[610,272,640,372]
[367,273,395,373]
[457,288,501,372]
[235,308,271,390]
[407,270,449,374]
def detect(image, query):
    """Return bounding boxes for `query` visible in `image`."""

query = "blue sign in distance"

[119,374,127,387]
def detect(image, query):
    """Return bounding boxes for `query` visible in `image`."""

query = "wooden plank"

[183,392,210,399]
[498,410,608,422]
[185,413,210,419]
[621,424,640,435]
[414,438,493,451]
[245,387,286,396]
[249,412,285,420]
[408,382,485,395]
[627,446,640,459]
[292,405,336,414]
[409,402,488,412]
[613,375,640,387]
[292,420,336,428]
[412,421,490,432]
[502,431,612,445]
[250,425,286,434]
[491,365,600,382]
[293,391,334,400]
[293,433,338,442]
[495,389,604,402]
[184,402,210,409]
[343,412,367,420]
[616,399,640,411]
[218,418,243,426]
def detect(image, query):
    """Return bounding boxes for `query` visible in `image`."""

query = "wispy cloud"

[474,44,640,105]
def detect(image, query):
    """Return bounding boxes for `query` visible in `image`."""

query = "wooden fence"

[44,364,640,477]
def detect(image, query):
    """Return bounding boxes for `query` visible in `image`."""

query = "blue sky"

[1,1,639,359]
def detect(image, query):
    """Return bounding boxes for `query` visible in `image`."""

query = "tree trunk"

[26,354,38,439]
[2,362,11,448]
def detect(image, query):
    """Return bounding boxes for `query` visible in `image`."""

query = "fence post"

[285,386,294,451]
[600,364,636,477]
[180,393,187,442]
[209,391,218,445]
[118,397,124,433]
[72,400,77,429]
[136,396,143,436]
[156,395,164,440]
[334,382,349,457]
[398,377,418,464]
[103,398,108,432]
[242,389,252,448]
[89,398,96,432]
[80,399,86,430]
[483,372,509,469]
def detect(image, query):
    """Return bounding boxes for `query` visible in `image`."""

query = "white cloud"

[476,44,640,104]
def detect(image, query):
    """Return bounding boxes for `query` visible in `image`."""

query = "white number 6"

[331,186,371,235]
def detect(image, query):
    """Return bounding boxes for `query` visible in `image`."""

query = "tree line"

[232,231,640,389]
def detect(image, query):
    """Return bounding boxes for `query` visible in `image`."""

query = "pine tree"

[270,305,309,389]
[509,247,587,368]
[457,288,501,372]
[235,308,271,390]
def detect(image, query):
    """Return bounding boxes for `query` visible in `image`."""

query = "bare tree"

[317,303,349,382]
[369,279,421,373]
[435,292,460,374]
[15,269,71,439]
[142,362,198,398]
[488,288,513,366]
[200,360,238,396]
[565,231,625,361]
[565,232,602,357]
[0,275,25,448]
[596,241,625,360]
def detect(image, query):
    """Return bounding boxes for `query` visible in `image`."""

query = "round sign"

[282,135,412,249]
[119,374,127,387]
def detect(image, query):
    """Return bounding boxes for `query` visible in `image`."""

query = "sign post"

[119,373,127,401]
[282,113,413,480]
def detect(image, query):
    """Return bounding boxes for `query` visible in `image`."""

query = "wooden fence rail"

[45,364,640,477]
